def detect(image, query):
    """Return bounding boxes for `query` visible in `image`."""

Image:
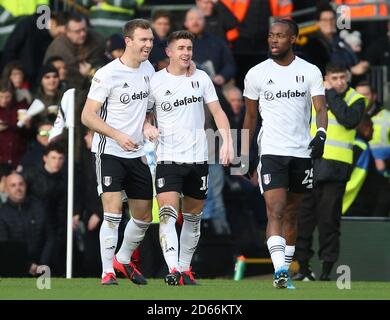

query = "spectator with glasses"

[43,13,105,91]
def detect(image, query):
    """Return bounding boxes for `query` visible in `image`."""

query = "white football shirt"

[244,56,324,158]
[88,58,155,159]
[149,68,218,163]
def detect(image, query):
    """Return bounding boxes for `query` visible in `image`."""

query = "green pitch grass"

[1,278,390,300]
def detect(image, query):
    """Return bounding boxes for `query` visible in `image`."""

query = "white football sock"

[179,212,202,272]
[159,205,179,272]
[285,245,295,270]
[100,212,121,276]
[116,217,150,264]
[267,235,286,271]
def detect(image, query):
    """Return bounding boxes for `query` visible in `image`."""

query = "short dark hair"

[51,11,68,26]
[315,4,336,21]
[152,10,172,22]
[325,62,348,74]
[167,30,194,46]
[44,143,65,156]
[0,163,12,179]
[66,12,86,27]
[356,80,376,94]
[123,19,151,39]
[0,82,14,94]
[273,19,299,37]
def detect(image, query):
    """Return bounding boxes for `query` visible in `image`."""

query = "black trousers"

[295,181,346,264]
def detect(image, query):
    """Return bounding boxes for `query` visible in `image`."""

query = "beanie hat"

[38,64,59,83]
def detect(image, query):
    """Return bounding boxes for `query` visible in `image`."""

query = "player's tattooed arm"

[81,98,139,151]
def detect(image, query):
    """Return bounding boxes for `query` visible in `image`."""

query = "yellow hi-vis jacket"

[311,87,366,164]
[342,139,370,214]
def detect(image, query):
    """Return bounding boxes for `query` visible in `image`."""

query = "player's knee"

[267,202,285,220]
[136,213,153,224]
[159,205,178,224]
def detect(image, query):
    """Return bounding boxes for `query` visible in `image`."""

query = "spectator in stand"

[184,7,236,89]
[196,0,238,42]
[0,164,12,205]
[0,172,54,276]
[44,13,105,91]
[224,86,245,130]
[28,64,62,130]
[0,12,67,84]
[356,81,390,177]
[22,144,81,275]
[303,5,369,77]
[2,61,32,104]
[20,121,52,171]
[339,29,370,85]
[103,33,126,64]
[342,115,390,217]
[149,10,171,71]
[79,128,103,276]
[0,83,29,168]
[46,56,69,92]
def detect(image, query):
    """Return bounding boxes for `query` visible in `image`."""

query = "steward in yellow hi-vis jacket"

[294,62,367,281]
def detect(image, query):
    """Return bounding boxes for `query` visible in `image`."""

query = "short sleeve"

[243,68,260,100]
[309,66,325,97]
[87,69,112,103]
[202,72,219,104]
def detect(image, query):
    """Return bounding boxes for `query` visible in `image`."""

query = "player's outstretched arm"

[207,100,234,166]
[309,95,328,158]
[81,98,139,151]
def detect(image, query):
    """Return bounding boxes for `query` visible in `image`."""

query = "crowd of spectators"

[0,0,389,277]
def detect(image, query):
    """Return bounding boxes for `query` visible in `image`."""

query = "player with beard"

[242,19,328,289]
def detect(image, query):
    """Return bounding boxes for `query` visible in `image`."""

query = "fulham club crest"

[103,176,112,187]
[263,174,271,185]
[157,178,165,188]
[296,75,305,83]
[191,81,199,88]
